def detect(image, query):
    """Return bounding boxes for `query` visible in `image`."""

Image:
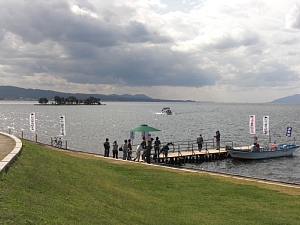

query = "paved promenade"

[0,132,22,172]
[0,133,16,160]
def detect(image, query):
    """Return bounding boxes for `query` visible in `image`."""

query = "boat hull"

[227,144,299,160]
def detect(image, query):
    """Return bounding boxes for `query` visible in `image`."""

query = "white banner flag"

[130,132,135,140]
[29,112,36,132]
[249,115,255,134]
[141,131,149,138]
[59,115,66,136]
[263,116,269,135]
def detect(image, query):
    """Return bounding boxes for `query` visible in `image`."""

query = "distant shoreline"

[0,86,196,102]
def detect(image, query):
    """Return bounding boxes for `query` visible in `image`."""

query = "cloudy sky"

[1,0,300,103]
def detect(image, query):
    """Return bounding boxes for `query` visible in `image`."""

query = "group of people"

[103,134,172,163]
[197,130,221,150]
[103,130,221,162]
[103,138,133,160]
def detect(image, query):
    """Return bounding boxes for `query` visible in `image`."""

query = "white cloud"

[70,4,99,19]
[285,3,300,29]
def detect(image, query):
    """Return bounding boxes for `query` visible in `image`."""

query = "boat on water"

[226,143,299,160]
[161,107,172,115]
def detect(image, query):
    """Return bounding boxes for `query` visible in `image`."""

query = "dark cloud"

[0,0,218,88]
[0,1,69,44]
[47,45,220,87]
[1,1,299,102]
[224,64,298,88]
[124,21,173,43]
[0,1,169,47]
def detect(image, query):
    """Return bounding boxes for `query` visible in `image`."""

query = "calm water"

[1,101,300,183]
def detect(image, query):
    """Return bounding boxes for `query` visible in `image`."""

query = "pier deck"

[154,147,228,164]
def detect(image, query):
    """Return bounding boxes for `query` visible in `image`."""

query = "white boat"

[161,107,172,115]
[226,143,299,160]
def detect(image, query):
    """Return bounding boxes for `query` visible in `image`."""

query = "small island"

[37,95,104,105]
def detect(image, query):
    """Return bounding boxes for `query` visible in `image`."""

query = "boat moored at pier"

[226,143,299,160]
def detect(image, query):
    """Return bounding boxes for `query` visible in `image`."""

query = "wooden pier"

[157,140,231,165]
[153,148,228,165]
[132,139,231,165]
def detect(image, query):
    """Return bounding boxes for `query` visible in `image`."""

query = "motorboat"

[161,107,172,115]
[226,143,299,160]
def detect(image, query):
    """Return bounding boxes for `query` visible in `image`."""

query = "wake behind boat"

[161,107,172,115]
[226,143,299,160]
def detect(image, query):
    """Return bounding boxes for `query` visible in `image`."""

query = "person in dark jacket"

[197,134,203,151]
[141,136,147,161]
[154,137,161,161]
[103,138,110,157]
[146,140,152,164]
[161,142,173,163]
[122,139,128,160]
[112,141,118,159]
[127,139,132,160]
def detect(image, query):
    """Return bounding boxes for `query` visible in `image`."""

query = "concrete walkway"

[0,132,22,172]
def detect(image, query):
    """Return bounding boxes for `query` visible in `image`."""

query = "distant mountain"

[270,94,300,104]
[0,86,194,102]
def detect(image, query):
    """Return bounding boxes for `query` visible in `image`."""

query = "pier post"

[191,156,195,163]
[170,157,174,165]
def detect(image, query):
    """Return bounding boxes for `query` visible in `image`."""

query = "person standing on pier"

[197,134,203,151]
[103,138,110,157]
[127,139,132,160]
[161,142,172,163]
[141,136,147,161]
[146,134,151,145]
[146,140,152,164]
[133,144,143,162]
[122,139,128,160]
[214,131,220,150]
[154,137,161,160]
[112,141,118,159]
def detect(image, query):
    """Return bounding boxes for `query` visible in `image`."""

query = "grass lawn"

[1,140,300,224]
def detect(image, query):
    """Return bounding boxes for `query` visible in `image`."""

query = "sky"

[1,0,300,103]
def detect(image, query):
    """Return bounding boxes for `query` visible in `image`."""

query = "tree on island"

[39,95,101,105]
[66,96,78,105]
[84,96,101,105]
[54,96,62,105]
[38,98,49,104]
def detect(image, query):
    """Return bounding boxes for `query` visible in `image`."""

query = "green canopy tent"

[128,124,161,132]
[128,124,161,145]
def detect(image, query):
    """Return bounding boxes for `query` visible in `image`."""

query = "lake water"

[1,101,300,183]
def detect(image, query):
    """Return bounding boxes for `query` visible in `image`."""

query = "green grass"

[1,141,300,224]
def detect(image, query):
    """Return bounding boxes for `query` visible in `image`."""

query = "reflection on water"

[187,152,300,183]
[1,101,300,183]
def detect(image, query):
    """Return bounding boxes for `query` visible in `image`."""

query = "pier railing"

[159,139,234,153]
[130,139,233,159]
